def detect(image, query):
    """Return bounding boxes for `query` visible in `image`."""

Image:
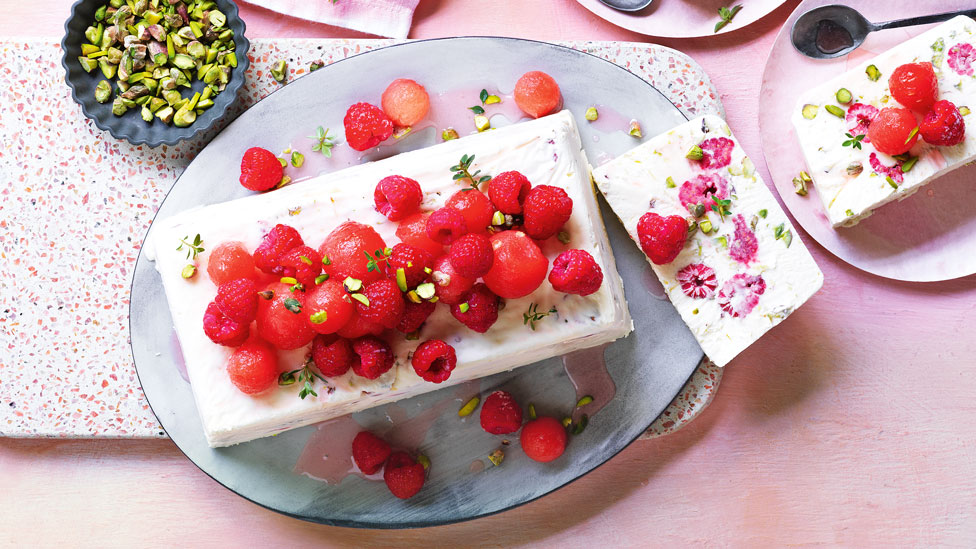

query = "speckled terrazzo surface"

[0,38,724,439]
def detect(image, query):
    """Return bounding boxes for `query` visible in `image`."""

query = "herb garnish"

[308,126,336,157]
[177,234,204,260]
[710,197,732,222]
[451,154,492,190]
[714,5,742,33]
[365,248,392,273]
[842,132,865,150]
[468,88,500,114]
[523,303,557,330]
[279,359,328,399]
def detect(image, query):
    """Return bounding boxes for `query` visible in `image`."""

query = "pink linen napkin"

[245,0,421,39]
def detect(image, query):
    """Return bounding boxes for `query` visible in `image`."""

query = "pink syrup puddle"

[170,330,188,383]
[642,268,668,301]
[469,459,486,473]
[562,343,616,423]
[587,103,638,136]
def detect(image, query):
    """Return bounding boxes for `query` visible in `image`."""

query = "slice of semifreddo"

[593,115,823,367]
[791,16,976,228]
[147,110,632,447]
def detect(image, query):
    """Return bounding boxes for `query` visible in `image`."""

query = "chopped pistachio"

[561,417,572,429]
[901,156,919,173]
[488,449,505,467]
[98,59,117,79]
[528,403,536,420]
[208,10,227,27]
[224,51,238,68]
[576,395,593,408]
[458,396,480,417]
[835,88,853,104]
[557,230,571,245]
[847,162,863,177]
[309,310,328,324]
[959,106,971,116]
[155,106,174,124]
[350,293,369,307]
[111,97,128,116]
[314,274,329,285]
[458,302,470,314]
[271,59,287,83]
[491,210,506,226]
[866,64,882,81]
[94,80,112,103]
[699,219,713,234]
[571,414,589,435]
[825,104,845,118]
[290,151,305,168]
[758,209,768,219]
[196,98,214,109]
[846,209,855,217]
[782,230,793,248]
[343,277,363,293]
[406,290,422,304]
[886,176,898,189]
[666,176,676,188]
[180,264,196,279]
[629,120,642,138]
[585,107,599,121]
[686,145,704,160]
[484,94,501,105]
[172,53,195,70]
[801,104,819,119]
[395,268,409,292]
[474,114,490,132]
[793,176,808,196]
[173,106,196,127]
[441,128,460,141]
[309,61,324,72]
[81,43,100,56]
[416,453,431,470]
[140,105,153,122]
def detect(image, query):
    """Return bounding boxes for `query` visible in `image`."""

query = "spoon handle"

[874,9,976,31]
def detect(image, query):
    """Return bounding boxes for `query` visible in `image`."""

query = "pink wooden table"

[3,1,976,545]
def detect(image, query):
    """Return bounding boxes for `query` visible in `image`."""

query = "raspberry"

[483,231,548,299]
[253,224,304,275]
[676,263,718,299]
[336,308,385,339]
[305,279,354,334]
[381,79,430,127]
[548,249,603,296]
[255,282,316,350]
[426,207,468,245]
[374,175,423,222]
[319,221,388,284]
[869,152,905,184]
[343,102,395,152]
[488,171,532,214]
[451,283,500,333]
[698,137,734,170]
[846,103,880,142]
[411,339,456,383]
[446,189,494,234]
[520,416,567,463]
[948,43,976,77]
[866,107,919,156]
[226,338,279,395]
[207,241,256,286]
[214,278,258,324]
[729,214,758,265]
[397,300,436,334]
[718,273,766,318]
[480,390,523,435]
[920,100,966,147]
[449,233,494,279]
[311,334,355,377]
[387,243,433,288]
[889,62,938,111]
[636,212,688,265]
[352,431,392,475]
[278,245,323,288]
[383,451,425,499]
[351,336,395,380]
[514,71,561,119]
[431,255,475,305]
[239,147,283,192]
[678,173,730,213]
[203,302,249,347]
[357,279,405,330]
[396,213,445,257]
[522,185,573,240]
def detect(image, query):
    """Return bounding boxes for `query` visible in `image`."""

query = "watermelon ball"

[514,71,561,119]
[381,79,430,127]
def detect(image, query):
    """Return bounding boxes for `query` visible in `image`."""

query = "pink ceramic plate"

[576,0,787,38]
[760,0,976,282]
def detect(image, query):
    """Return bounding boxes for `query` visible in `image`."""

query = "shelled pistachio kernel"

[901,156,919,173]
[309,60,324,71]
[959,106,971,116]
[666,176,676,188]
[792,176,808,196]
[699,219,713,234]
[488,449,505,467]
[825,104,845,118]
[866,64,882,82]
[94,80,112,103]
[271,60,287,83]
[835,88,853,104]
[458,396,480,417]
[801,104,819,119]
[441,128,460,141]
[585,107,599,121]
[290,151,304,168]
[181,264,197,279]
[416,454,431,470]
[629,120,642,138]
[474,114,490,132]
[686,145,704,160]
[847,162,863,176]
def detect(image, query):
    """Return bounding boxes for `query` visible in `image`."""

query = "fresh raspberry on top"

[255,282,316,350]
[215,278,259,324]
[381,79,430,127]
[357,279,405,330]
[449,233,494,279]
[431,254,476,305]
[483,231,548,299]
[239,147,283,192]
[319,221,388,284]
[676,263,718,299]
[351,336,395,380]
[480,390,523,435]
[336,308,385,339]
[636,212,688,265]
[846,103,880,142]
[411,339,457,383]
[226,337,279,395]
[889,62,938,112]
[426,207,468,245]
[203,301,250,347]
[343,102,395,152]
[451,283,500,333]
[305,279,354,335]
[311,333,355,377]
[396,213,445,258]
[207,241,256,286]
[374,175,423,222]
[352,431,392,475]
[383,451,425,499]
[717,273,766,318]
[514,70,561,119]
[278,245,323,288]
[866,107,919,155]
[446,189,494,234]
[548,249,603,296]
[387,243,433,288]
[397,300,436,334]
[699,137,734,170]
[520,416,567,463]
[522,185,573,240]
[488,171,532,214]
[920,100,966,147]
[253,224,305,275]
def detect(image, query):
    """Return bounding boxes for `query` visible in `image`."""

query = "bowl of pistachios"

[62,0,249,147]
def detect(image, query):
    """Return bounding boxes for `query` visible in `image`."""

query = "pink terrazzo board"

[760,0,976,282]
[576,0,788,38]
[0,38,724,440]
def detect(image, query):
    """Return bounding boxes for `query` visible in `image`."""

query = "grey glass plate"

[129,37,704,528]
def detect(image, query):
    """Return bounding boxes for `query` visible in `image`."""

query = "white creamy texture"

[148,111,632,447]
[792,16,976,228]
[593,115,823,367]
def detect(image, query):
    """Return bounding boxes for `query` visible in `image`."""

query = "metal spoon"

[598,0,654,12]
[791,5,976,59]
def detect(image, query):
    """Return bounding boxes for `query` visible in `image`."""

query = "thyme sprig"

[451,154,492,190]
[279,359,328,399]
[365,247,393,273]
[842,132,865,150]
[710,197,732,222]
[177,234,204,260]
[714,5,743,33]
[523,303,557,330]
[308,126,336,157]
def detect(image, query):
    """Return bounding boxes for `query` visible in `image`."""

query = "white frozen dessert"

[148,110,632,447]
[593,115,823,367]
[792,16,976,228]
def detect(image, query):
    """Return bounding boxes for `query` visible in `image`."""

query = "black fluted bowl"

[61,0,249,147]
